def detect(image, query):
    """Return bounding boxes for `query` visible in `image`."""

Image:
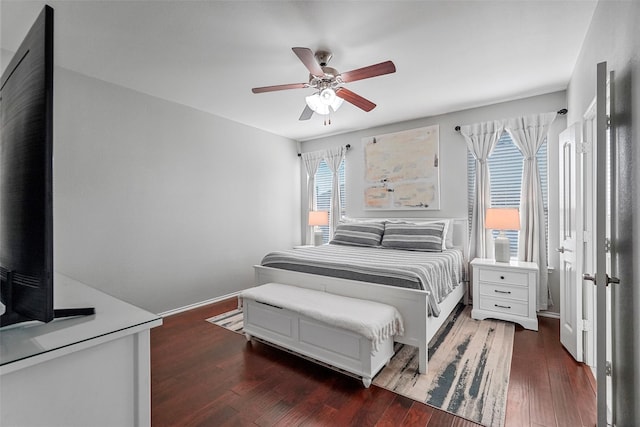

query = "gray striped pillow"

[330,222,385,247]
[381,222,445,252]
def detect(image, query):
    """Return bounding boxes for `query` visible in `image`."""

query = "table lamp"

[308,211,329,246]
[485,207,520,262]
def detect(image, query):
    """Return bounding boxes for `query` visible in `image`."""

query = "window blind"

[315,160,346,243]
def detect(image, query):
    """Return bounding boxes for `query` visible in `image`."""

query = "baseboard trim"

[159,291,240,317]
[537,310,560,319]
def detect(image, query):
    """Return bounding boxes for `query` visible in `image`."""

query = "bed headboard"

[348,217,469,260]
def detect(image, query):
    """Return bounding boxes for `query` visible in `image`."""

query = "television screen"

[0,6,55,327]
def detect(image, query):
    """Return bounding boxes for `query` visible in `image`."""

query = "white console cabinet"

[471,258,539,331]
[0,273,162,426]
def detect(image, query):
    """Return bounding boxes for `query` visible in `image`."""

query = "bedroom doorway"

[559,62,615,426]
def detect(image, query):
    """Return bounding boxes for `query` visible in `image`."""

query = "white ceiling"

[0,0,597,141]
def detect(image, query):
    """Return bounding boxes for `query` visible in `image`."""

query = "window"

[315,159,346,243]
[467,131,548,257]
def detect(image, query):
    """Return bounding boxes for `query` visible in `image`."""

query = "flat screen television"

[1,5,93,328]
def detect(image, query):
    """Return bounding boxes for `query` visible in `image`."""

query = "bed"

[253,217,469,374]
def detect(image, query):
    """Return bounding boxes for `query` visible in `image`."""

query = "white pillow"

[340,216,387,224]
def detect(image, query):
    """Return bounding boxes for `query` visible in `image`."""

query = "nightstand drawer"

[479,282,528,302]
[478,269,528,286]
[478,295,528,317]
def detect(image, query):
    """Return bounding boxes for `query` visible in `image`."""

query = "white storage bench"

[240,282,404,387]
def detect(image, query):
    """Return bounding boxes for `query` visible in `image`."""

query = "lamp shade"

[308,211,329,226]
[305,90,343,115]
[485,208,520,230]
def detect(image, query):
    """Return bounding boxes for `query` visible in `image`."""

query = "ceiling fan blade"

[251,83,307,94]
[292,47,325,77]
[339,60,396,83]
[335,87,376,112]
[299,105,314,121]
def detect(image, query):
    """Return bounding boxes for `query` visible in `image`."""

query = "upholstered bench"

[240,282,404,387]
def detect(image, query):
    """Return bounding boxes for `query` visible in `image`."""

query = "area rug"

[207,304,514,427]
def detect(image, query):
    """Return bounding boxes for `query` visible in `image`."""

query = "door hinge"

[583,230,592,243]
[605,361,612,377]
[581,319,592,332]
[604,237,611,253]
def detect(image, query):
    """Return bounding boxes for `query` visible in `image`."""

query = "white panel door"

[558,124,583,361]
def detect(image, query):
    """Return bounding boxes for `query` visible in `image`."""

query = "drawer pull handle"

[495,304,511,309]
[494,290,511,294]
[500,276,505,280]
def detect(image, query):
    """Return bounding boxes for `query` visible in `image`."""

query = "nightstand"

[470,258,539,331]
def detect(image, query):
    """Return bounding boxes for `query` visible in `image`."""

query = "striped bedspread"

[260,245,464,317]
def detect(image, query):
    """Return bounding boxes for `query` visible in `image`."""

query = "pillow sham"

[384,219,452,250]
[330,222,385,247]
[424,219,452,249]
[381,221,445,252]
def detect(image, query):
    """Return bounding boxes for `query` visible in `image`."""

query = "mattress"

[260,244,464,317]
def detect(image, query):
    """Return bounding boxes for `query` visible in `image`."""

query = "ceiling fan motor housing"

[309,66,340,89]
[314,50,333,66]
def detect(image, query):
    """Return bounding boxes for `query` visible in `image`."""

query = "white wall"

[567,1,640,423]
[53,68,300,314]
[301,91,566,314]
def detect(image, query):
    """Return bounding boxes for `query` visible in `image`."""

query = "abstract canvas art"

[363,125,440,210]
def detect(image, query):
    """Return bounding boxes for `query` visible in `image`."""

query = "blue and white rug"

[207,304,513,427]
[373,304,514,427]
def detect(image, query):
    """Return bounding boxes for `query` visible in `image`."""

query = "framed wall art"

[363,125,440,210]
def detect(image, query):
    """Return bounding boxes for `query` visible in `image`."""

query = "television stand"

[1,273,162,426]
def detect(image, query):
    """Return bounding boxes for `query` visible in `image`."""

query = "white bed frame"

[253,217,469,374]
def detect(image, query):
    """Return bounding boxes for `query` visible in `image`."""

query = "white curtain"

[505,112,557,311]
[301,151,324,245]
[461,120,505,260]
[324,146,345,240]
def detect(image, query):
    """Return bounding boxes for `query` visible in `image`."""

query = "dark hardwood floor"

[151,299,596,426]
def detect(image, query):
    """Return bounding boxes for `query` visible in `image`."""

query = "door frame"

[594,60,612,427]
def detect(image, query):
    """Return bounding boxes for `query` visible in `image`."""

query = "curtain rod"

[298,144,351,157]
[454,108,568,132]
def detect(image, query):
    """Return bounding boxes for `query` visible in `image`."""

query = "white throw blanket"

[240,283,404,353]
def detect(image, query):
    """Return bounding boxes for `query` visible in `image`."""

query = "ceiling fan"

[251,47,396,121]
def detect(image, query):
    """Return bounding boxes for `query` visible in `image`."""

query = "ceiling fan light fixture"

[320,88,336,105]
[305,90,343,115]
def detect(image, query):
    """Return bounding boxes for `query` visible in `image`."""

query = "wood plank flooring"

[151,299,596,426]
